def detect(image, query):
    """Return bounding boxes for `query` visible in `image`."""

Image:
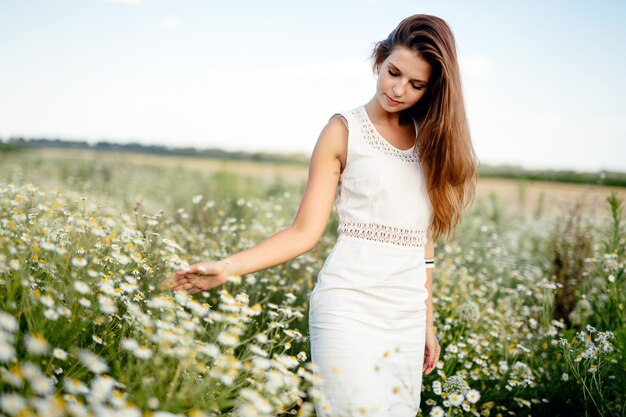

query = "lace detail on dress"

[338,221,427,247]
[353,106,419,163]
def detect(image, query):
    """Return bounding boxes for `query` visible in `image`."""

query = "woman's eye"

[388,69,424,90]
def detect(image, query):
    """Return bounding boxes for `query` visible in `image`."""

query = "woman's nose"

[392,82,404,97]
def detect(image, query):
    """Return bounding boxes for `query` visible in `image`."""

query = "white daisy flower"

[74,281,90,295]
[252,356,271,371]
[275,354,299,369]
[0,393,27,416]
[79,298,92,308]
[21,362,43,380]
[64,378,89,395]
[72,256,88,268]
[89,375,116,403]
[239,388,272,413]
[78,350,109,374]
[41,241,56,251]
[44,309,59,321]
[30,397,65,417]
[217,331,239,347]
[53,348,68,361]
[134,346,153,360]
[66,401,89,417]
[0,367,23,387]
[98,295,117,314]
[8,258,22,270]
[249,344,268,358]
[0,343,16,363]
[0,312,18,333]
[40,294,54,308]
[147,397,160,409]
[99,282,117,297]
[30,375,54,395]
[198,343,220,359]
[115,253,131,265]
[429,405,445,417]
[449,393,464,406]
[24,333,50,355]
[57,306,71,318]
[466,389,481,403]
[121,338,139,351]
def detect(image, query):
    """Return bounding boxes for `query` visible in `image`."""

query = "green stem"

[165,361,183,401]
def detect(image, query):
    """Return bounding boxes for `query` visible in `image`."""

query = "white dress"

[309,105,433,417]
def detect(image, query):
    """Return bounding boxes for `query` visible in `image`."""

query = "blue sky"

[1,0,625,171]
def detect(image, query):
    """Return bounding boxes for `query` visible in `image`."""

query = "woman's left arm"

[425,227,435,326]
[422,226,440,375]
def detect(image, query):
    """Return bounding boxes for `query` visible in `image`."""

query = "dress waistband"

[337,221,427,247]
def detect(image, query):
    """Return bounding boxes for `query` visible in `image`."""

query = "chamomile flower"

[466,389,481,403]
[449,393,464,406]
[53,348,68,361]
[0,312,17,332]
[78,350,109,374]
[98,295,117,314]
[74,281,90,295]
[24,333,50,355]
[430,405,445,417]
[0,343,16,362]
[72,256,88,268]
[0,393,27,416]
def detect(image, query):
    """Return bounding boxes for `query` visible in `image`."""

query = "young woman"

[163,13,478,417]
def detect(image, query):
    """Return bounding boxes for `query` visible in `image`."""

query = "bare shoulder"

[317,114,348,174]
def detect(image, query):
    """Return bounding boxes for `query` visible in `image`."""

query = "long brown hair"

[371,14,479,243]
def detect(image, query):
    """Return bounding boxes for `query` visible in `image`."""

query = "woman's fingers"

[423,351,432,373]
[161,276,181,291]
[164,264,220,295]
[168,276,191,291]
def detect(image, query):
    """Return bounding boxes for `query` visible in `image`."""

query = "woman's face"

[375,45,432,112]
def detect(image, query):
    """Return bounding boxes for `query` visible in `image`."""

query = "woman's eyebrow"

[389,62,428,84]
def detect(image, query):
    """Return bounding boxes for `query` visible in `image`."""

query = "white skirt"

[309,234,429,417]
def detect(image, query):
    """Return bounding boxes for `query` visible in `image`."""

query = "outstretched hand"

[161,259,232,295]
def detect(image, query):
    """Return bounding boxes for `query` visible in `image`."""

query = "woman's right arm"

[162,115,347,292]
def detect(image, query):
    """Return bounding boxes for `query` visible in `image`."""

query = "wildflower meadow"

[1,149,625,417]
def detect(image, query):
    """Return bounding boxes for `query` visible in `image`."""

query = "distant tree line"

[1,137,624,187]
[478,164,626,188]
[0,137,309,165]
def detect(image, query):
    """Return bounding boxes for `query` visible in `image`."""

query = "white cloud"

[162,16,180,29]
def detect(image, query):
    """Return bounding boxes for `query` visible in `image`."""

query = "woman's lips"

[385,94,402,105]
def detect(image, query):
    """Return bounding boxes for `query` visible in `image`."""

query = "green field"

[1,149,624,417]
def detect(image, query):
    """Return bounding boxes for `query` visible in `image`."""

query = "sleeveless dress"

[309,105,433,417]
